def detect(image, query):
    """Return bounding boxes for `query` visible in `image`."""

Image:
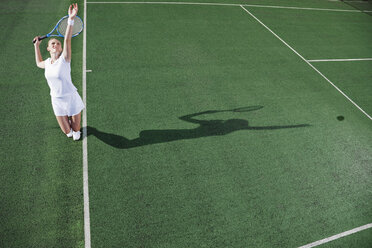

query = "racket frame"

[33,15,83,43]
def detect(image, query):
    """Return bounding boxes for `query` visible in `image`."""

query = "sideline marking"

[308,58,372,62]
[298,223,372,248]
[330,0,371,2]
[240,5,372,121]
[340,0,372,3]
[88,1,238,6]
[87,1,364,13]
[82,0,91,247]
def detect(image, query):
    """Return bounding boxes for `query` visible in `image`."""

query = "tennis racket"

[33,15,83,43]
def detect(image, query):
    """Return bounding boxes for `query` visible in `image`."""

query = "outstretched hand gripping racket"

[33,15,83,43]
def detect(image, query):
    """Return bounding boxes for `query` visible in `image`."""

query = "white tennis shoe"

[73,130,81,141]
[66,129,73,138]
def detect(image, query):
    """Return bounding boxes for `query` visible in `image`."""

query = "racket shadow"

[86,107,310,149]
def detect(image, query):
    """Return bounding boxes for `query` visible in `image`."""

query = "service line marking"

[240,5,372,121]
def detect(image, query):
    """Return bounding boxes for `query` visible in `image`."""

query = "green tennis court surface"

[1,0,371,247]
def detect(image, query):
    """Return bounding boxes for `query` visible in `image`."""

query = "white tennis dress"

[44,56,84,116]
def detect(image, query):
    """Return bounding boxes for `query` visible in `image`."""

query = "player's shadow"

[86,106,310,149]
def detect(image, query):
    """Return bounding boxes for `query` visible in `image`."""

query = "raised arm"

[62,3,78,63]
[33,36,45,69]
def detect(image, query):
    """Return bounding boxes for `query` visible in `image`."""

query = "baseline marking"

[82,0,91,247]
[240,5,372,121]
[308,58,372,62]
[298,223,372,248]
[86,1,365,13]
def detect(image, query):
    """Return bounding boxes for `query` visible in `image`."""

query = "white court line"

[298,223,372,248]
[82,0,91,247]
[240,5,372,121]
[308,58,372,62]
[342,0,372,3]
[330,0,372,2]
[81,3,371,247]
[87,1,364,13]
[88,1,238,6]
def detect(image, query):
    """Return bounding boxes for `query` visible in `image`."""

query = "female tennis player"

[33,3,84,141]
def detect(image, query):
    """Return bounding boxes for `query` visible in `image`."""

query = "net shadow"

[341,0,372,17]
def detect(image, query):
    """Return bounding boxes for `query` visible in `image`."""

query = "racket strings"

[57,17,83,37]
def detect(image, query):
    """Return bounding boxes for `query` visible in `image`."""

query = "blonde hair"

[48,38,62,46]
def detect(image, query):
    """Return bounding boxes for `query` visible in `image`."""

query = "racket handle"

[32,35,48,43]
[39,35,48,40]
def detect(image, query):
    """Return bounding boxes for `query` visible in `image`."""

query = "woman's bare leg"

[56,116,71,134]
[71,112,81,132]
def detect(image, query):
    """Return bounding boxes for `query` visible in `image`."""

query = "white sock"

[72,130,81,141]
[66,129,73,138]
